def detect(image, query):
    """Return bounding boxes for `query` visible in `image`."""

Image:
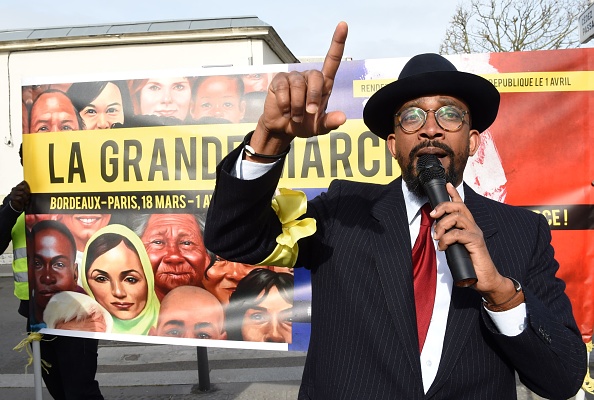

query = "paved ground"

[0,262,589,399]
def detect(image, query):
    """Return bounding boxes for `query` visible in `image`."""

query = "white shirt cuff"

[232,150,278,180]
[485,302,527,336]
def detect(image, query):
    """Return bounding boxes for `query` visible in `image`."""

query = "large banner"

[20,49,593,355]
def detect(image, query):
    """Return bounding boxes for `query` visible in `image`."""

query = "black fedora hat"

[363,53,500,140]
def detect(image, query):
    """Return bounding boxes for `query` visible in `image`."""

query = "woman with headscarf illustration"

[81,224,160,335]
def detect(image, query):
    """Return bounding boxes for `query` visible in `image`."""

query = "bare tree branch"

[440,0,589,54]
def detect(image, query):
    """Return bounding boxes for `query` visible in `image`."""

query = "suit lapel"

[370,177,424,384]
[368,181,501,395]
[426,185,499,396]
[464,184,498,240]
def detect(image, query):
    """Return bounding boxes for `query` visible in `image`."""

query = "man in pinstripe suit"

[204,22,586,399]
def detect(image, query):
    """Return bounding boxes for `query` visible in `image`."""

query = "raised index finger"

[321,21,348,87]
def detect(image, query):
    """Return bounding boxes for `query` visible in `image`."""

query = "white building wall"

[262,42,284,64]
[0,52,21,199]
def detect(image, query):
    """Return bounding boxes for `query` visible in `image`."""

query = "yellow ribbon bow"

[259,188,317,268]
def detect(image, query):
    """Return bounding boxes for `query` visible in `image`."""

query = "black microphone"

[416,154,477,288]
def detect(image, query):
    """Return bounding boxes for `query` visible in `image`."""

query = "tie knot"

[419,203,433,227]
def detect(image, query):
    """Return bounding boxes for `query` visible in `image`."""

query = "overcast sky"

[0,0,459,60]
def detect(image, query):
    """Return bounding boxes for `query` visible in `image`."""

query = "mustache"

[401,140,458,198]
[408,140,455,160]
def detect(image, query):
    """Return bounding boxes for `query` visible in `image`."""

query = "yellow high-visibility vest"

[11,213,28,300]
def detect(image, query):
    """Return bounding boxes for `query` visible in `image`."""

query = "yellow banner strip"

[23,121,400,193]
[353,71,594,96]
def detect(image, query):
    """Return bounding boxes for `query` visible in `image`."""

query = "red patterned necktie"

[412,203,437,352]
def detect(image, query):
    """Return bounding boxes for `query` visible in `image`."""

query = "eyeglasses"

[394,105,468,134]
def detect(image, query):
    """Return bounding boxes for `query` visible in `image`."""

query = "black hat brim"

[363,70,500,140]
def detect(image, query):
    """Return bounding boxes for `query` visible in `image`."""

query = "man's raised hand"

[248,22,348,159]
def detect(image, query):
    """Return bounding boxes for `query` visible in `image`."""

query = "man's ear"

[469,129,481,157]
[386,133,397,159]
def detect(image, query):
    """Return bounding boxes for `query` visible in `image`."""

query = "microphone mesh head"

[417,154,446,186]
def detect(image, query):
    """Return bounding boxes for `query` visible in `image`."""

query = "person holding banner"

[0,178,31,328]
[204,22,586,399]
[81,224,160,335]
[29,219,104,399]
[2,149,104,399]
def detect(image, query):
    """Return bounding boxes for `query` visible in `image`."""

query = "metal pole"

[196,346,210,391]
[32,340,43,400]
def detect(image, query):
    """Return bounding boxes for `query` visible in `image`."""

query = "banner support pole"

[196,346,210,391]
[32,339,43,400]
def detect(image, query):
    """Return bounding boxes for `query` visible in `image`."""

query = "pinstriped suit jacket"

[204,145,586,400]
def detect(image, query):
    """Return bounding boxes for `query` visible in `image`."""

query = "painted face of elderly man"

[140,214,211,301]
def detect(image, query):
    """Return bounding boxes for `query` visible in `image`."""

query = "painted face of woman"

[241,286,293,343]
[80,82,124,129]
[139,77,192,121]
[87,241,148,320]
